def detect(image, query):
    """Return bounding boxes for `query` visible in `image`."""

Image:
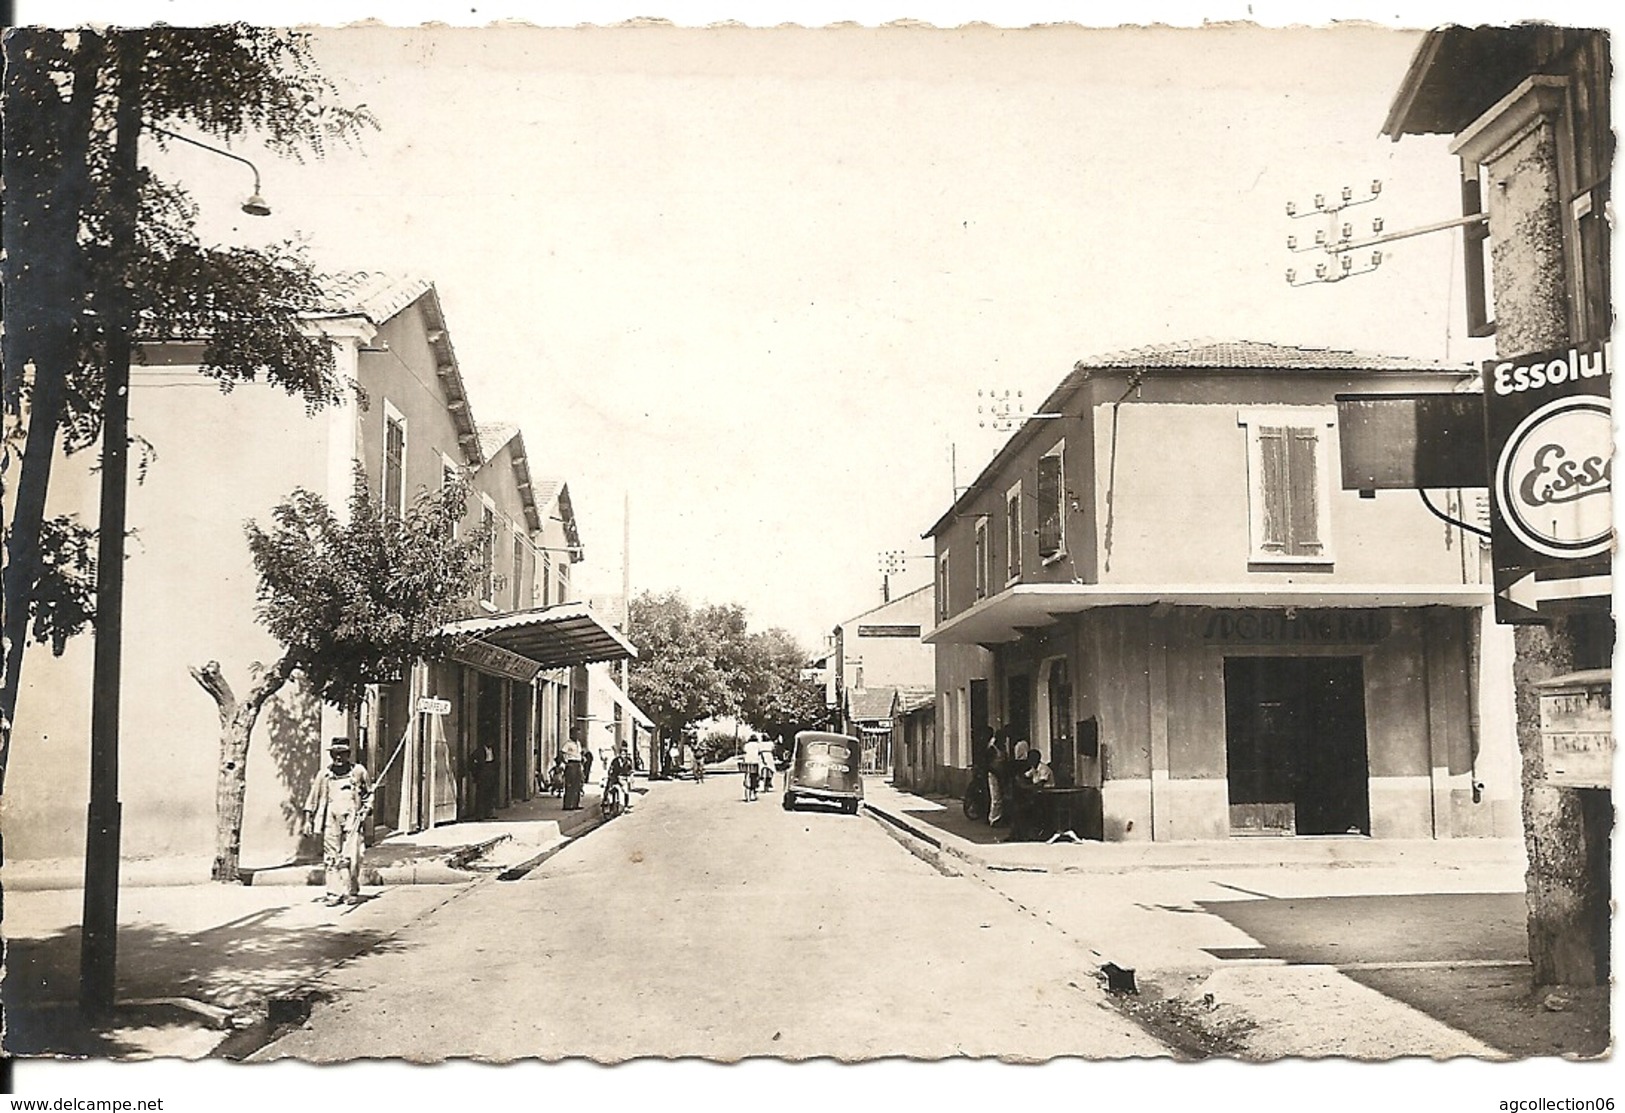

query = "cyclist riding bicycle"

[605,746,635,815]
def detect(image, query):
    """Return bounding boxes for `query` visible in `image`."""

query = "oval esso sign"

[1493,394,1613,560]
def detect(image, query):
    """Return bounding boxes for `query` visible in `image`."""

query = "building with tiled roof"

[920,338,1515,847]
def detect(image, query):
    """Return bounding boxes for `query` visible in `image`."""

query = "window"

[973,517,990,600]
[440,454,461,536]
[1037,441,1065,562]
[512,536,525,610]
[480,497,497,605]
[556,560,570,605]
[1005,481,1023,583]
[382,400,407,519]
[540,553,552,607]
[936,549,950,622]
[1239,408,1335,564]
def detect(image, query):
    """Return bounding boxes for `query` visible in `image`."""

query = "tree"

[0,26,375,790]
[191,469,482,882]
[739,627,826,740]
[625,591,748,744]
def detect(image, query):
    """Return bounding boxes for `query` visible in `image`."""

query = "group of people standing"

[981,727,1053,839]
[740,734,778,802]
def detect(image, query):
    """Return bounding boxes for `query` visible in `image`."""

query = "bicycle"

[602,779,627,819]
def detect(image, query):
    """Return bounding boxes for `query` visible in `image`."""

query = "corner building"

[925,340,1519,842]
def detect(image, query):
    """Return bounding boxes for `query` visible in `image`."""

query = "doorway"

[1223,656,1370,836]
[1005,674,1031,746]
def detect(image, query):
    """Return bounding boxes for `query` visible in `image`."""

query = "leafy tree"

[0,26,375,790]
[626,591,824,748]
[626,591,748,744]
[739,626,827,741]
[191,469,482,882]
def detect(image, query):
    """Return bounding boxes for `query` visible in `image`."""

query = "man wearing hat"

[302,737,372,906]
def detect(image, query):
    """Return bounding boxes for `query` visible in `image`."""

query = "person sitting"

[1008,750,1054,841]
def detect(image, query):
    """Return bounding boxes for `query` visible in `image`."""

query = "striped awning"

[441,602,637,674]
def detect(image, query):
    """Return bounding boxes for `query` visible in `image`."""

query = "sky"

[15,0,1541,655]
[11,2,1616,1100]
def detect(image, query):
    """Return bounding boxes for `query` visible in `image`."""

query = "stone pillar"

[1453,76,1611,987]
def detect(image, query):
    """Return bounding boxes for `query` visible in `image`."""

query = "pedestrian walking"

[582,743,595,785]
[473,739,498,819]
[742,734,762,801]
[761,736,776,792]
[986,729,1010,827]
[562,739,585,810]
[302,738,372,907]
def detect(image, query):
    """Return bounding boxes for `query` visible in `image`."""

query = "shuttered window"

[1005,483,1022,583]
[382,402,407,520]
[1239,409,1334,565]
[973,518,989,600]
[936,550,950,622]
[1037,444,1065,560]
[1257,425,1322,556]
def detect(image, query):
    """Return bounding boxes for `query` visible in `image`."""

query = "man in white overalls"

[303,738,372,906]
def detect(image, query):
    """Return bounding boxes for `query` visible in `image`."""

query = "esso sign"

[1493,394,1613,560]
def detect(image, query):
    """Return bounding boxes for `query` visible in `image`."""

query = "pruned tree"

[0,25,376,790]
[192,468,482,882]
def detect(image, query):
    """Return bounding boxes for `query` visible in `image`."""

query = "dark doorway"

[1005,674,1031,745]
[1047,659,1075,786]
[969,679,989,762]
[1223,656,1370,836]
[508,680,530,805]
[475,674,504,820]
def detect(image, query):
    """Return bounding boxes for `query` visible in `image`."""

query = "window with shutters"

[382,400,407,520]
[512,536,525,611]
[1037,441,1065,562]
[1005,481,1023,584]
[973,517,991,600]
[480,497,498,606]
[1238,408,1335,566]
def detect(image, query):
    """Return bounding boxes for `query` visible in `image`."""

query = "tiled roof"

[477,421,519,461]
[319,271,435,324]
[895,685,935,715]
[848,686,899,721]
[1079,338,1462,373]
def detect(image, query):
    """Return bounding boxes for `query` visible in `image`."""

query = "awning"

[608,681,654,730]
[924,582,1493,646]
[441,601,638,675]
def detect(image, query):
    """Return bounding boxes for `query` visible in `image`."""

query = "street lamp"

[147,124,272,217]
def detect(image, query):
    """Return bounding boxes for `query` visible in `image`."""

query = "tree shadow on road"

[1196,891,1607,1058]
[3,910,412,1058]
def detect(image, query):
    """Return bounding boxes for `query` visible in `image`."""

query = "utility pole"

[82,30,144,1018]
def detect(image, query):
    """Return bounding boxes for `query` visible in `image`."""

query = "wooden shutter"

[1006,490,1022,580]
[1286,426,1321,554]
[1036,453,1063,559]
[973,522,987,599]
[1258,426,1289,552]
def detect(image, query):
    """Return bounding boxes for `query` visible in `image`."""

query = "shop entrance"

[1223,656,1370,836]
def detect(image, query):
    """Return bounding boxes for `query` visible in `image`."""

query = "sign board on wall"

[1483,341,1612,624]
[1535,671,1612,789]
[416,697,452,715]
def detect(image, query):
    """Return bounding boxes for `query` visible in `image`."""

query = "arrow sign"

[1499,571,1611,613]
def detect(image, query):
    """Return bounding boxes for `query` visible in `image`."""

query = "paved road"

[255,776,1169,1062]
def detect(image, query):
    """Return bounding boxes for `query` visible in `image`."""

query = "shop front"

[928,584,1496,842]
[371,601,637,834]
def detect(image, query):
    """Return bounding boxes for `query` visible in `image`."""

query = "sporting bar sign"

[1484,340,1612,624]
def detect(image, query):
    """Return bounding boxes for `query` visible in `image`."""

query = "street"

[252,774,1170,1061]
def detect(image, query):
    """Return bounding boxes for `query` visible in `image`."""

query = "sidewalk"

[1,781,631,1060]
[863,779,1610,1060]
[862,780,1525,873]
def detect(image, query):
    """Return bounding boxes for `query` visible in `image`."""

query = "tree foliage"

[246,467,485,709]
[195,469,483,881]
[0,26,376,788]
[626,591,824,741]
